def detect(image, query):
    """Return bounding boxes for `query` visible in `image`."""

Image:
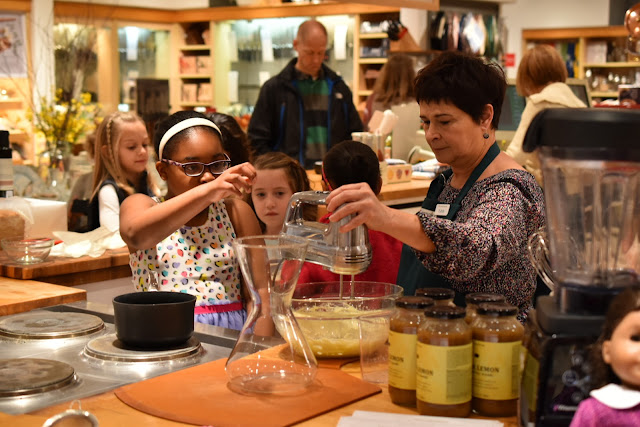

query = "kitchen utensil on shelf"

[113,292,196,348]
[1,237,54,264]
[281,191,372,276]
[226,235,317,394]
[291,281,402,358]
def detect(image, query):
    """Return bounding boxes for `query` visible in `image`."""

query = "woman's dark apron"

[396,142,500,306]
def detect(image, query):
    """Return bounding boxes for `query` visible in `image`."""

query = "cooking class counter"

[307,170,432,207]
[4,361,518,426]
[0,276,86,315]
[0,247,131,286]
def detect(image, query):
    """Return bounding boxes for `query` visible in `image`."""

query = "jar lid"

[416,287,455,300]
[424,305,466,319]
[465,292,506,305]
[476,302,518,317]
[395,296,434,309]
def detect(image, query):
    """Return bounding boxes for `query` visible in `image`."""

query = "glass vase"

[38,144,70,200]
[226,235,318,394]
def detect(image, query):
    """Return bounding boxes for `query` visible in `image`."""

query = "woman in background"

[363,53,416,126]
[506,44,587,185]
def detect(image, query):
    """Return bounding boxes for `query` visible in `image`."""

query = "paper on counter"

[334,24,348,60]
[337,410,503,426]
[51,226,126,258]
[228,71,239,103]
[25,198,67,238]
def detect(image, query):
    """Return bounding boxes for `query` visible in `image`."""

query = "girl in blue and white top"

[119,110,261,330]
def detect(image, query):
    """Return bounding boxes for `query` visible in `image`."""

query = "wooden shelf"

[360,32,388,39]
[358,89,373,96]
[180,45,211,52]
[584,62,640,68]
[180,102,212,107]
[590,91,619,98]
[0,98,22,109]
[179,74,211,79]
[8,131,28,144]
[359,58,387,64]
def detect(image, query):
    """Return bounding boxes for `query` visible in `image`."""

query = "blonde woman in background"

[506,44,587,185]
[363,53,416,126]
[90,111,160,232]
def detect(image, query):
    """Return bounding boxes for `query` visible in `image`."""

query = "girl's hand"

[325,182,392,233]
[205,162,256,200]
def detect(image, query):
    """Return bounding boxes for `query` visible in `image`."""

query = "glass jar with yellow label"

[471,302,524,417]
[416,306,472,417]
[388,296,435,407]
[464,292,506,324]
[415,287,455,306]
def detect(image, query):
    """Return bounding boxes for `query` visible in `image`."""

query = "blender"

[519,108,640,426]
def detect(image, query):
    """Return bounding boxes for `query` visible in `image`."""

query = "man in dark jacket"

[247,20,363,169]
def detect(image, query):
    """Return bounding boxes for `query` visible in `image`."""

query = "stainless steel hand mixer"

[281,191,372,275]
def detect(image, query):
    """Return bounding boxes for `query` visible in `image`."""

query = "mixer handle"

[527,228,555,293]
[284,191,330,225]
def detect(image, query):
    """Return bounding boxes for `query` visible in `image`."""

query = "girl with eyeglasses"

[119,110,261,330]
[90,111,160,232]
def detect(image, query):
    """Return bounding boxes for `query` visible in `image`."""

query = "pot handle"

[527,227,555,293]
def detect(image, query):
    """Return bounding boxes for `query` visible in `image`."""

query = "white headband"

[158,118,222,160]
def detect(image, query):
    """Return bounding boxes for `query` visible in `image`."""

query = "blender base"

[536,296,606,335]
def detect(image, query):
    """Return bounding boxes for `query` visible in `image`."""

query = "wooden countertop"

[11,361,516,426]
[307,171,431,206]
[0,277,86,316]
[0,247,131,286]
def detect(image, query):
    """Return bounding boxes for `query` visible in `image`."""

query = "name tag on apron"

[435,204,450,217]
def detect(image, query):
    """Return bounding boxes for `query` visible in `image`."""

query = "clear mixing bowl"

[1,237,54,264]
[292,281,403,358]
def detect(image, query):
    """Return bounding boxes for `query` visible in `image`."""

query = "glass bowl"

[1,237,54,264]
[292,281,403,358]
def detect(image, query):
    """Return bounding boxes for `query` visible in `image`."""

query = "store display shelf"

[9,131,28,144]
[590,91,619,98]
[359,57,387,64]
[584,62,640,68]
[360,32,387,39]
[180,45,211,51]
[0,98,22,109]
[358,89,373,96]
[179,74,211,79]
[180,102,212,107]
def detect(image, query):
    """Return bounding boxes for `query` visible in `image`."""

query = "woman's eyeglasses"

[162,154,231,177]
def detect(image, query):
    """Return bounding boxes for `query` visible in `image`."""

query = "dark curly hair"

[414,51,506,129]
[207,112,254,166]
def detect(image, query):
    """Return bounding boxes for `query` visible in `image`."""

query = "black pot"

[113,292,196,348]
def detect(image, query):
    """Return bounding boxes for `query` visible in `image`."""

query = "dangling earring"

[483,132,490,139]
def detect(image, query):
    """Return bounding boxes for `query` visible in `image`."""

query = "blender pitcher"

[523,108,640,314]
[226,235,318,394]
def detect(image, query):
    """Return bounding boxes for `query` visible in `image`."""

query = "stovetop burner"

[84,334,202,362]
[0,312,104,340]
[0,358,76,397]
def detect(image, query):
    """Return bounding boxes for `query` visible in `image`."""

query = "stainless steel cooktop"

[0,301,239,415]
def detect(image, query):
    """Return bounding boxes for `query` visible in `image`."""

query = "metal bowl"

[292,281,403,358]
[1,237,54,264]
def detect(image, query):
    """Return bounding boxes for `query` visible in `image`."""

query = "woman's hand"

[325,183,393,233]
[203,162,256,202]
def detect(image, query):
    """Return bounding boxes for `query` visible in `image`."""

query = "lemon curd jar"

[416,306,472,417]
[464,292,506,325]
[471,303,524,417]
[415,287,455,306]
[388,296,435,407]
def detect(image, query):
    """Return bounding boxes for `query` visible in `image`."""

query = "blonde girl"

[91,111,159,232]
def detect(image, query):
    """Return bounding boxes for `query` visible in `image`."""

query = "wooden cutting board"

[115,358,381,426]
[0,277,86,315]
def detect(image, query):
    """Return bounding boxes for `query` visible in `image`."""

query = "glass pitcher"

[226,235,318,394]
[523,108,640,313]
